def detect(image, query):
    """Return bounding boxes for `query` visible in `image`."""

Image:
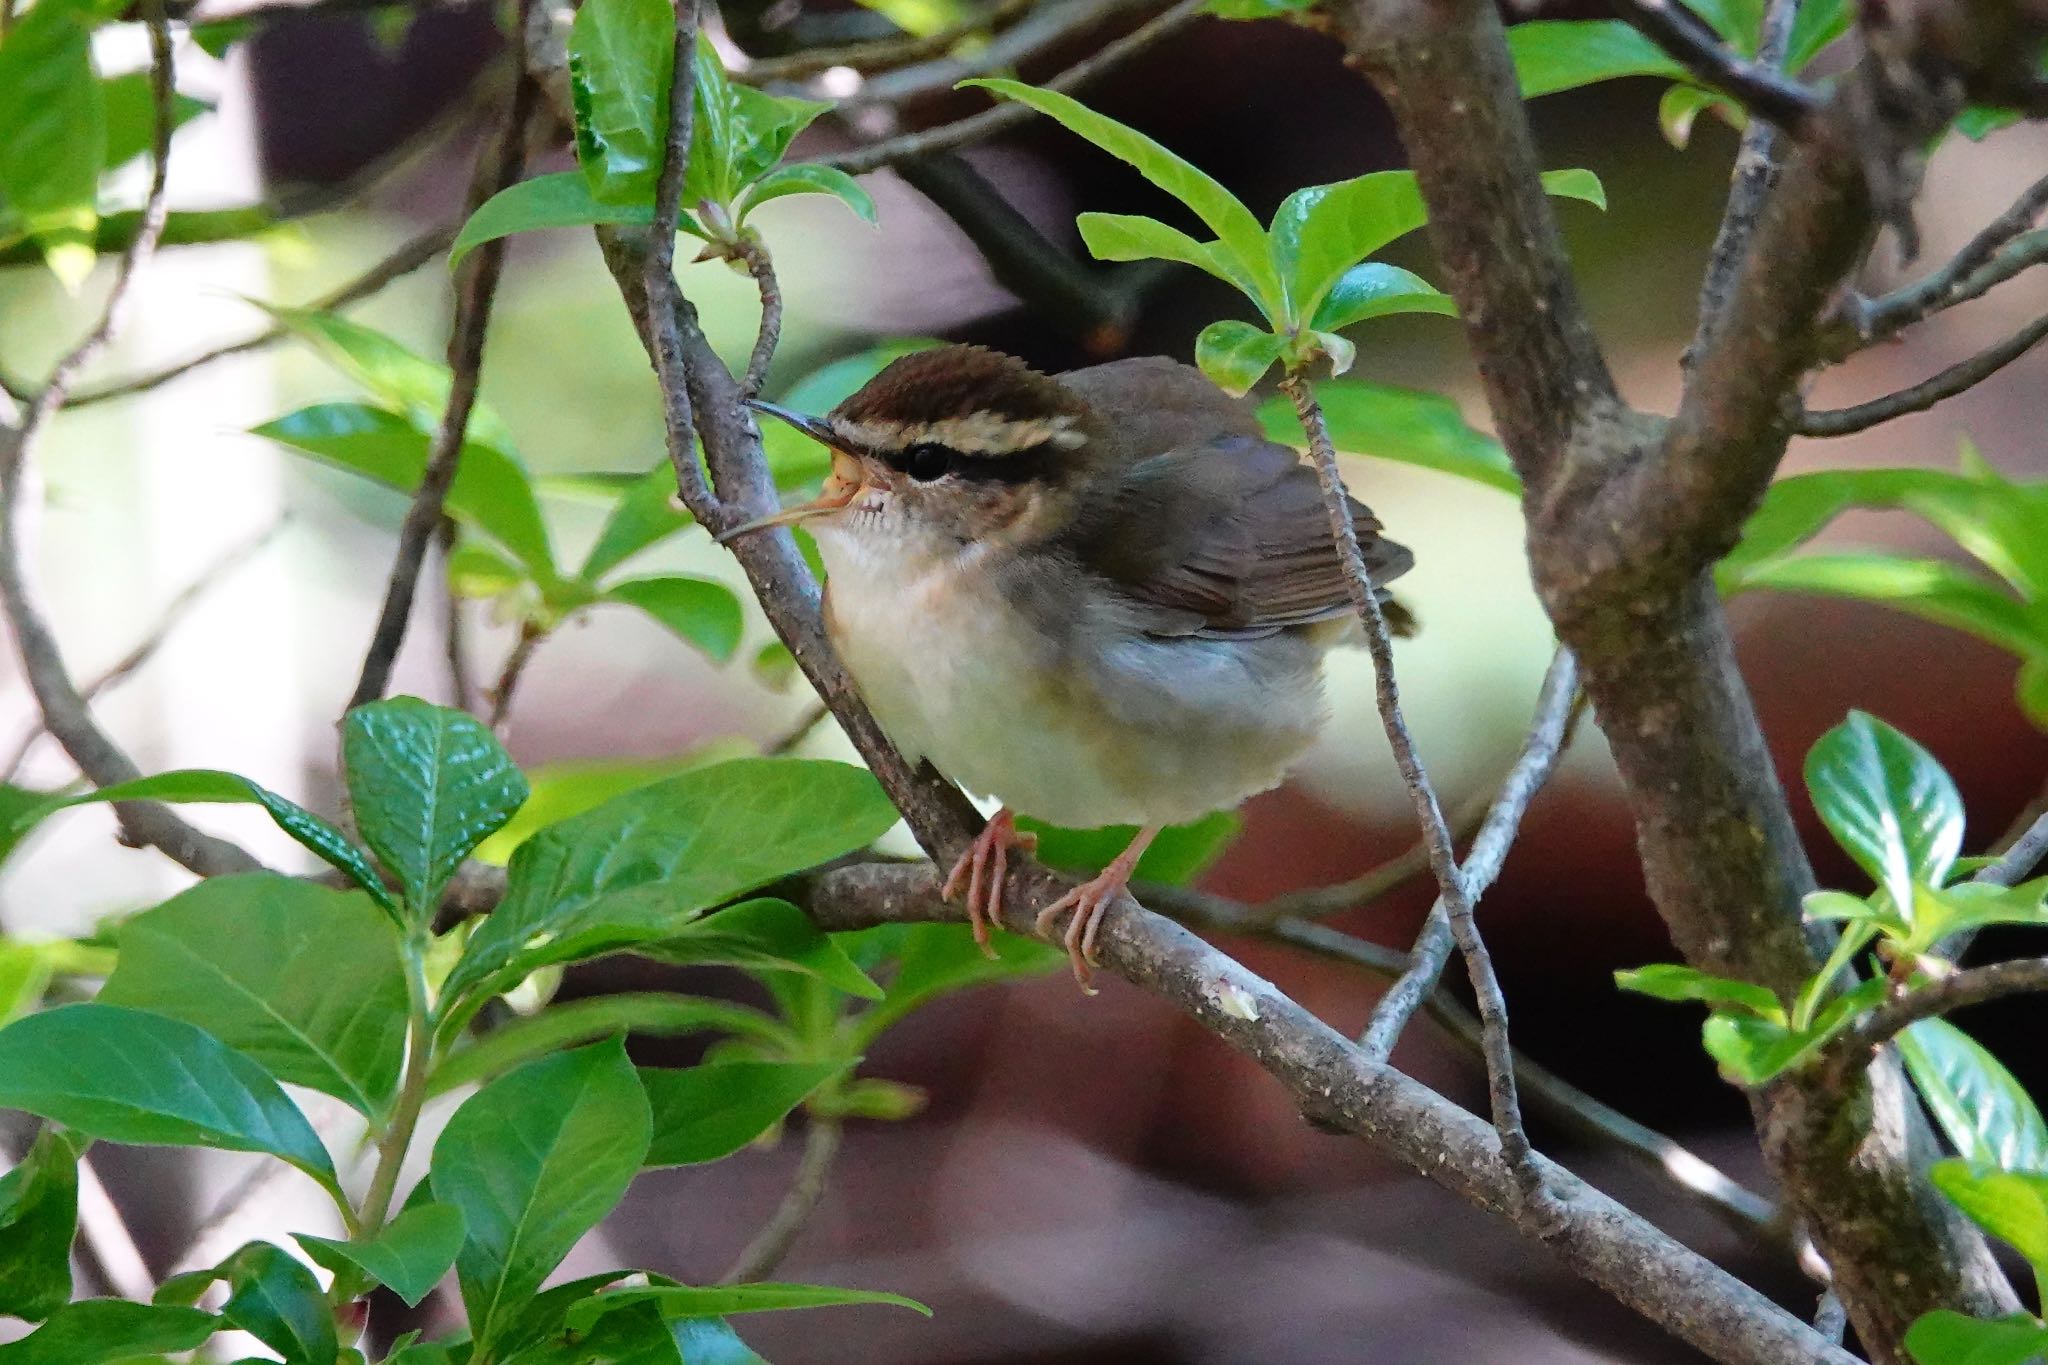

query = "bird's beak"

[717,399,869,543]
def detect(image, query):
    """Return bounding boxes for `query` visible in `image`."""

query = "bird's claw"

[1034,872,1129,995]
[942,810,1035,958]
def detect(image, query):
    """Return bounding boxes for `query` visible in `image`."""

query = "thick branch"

[801,860,1853,1365]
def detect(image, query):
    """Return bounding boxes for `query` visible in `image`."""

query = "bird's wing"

[1063,434,1414,640]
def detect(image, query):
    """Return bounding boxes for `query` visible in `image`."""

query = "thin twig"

[348,57,538,711]
[719,1116,843,1283]
[742,0,1034,83]
[1797,309,2048,436]
[765,701,831,756]
[486,622,545,732]
[732,235,783,398]
[1816,956,2048,1090]
[438,519,477,713]
[1607,0,1823,131]
[0,517,288,782]
[68,223,454,408]
[836,0,1160,110]
[1688,0,1800,363]
[816,0,1206,176]
[0,0,256,878]
[644,0,713,514]
[1980,806,2048,889]
[1359,650,1581,1062]
[1281,373,1560,1228]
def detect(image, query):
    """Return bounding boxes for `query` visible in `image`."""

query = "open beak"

[717,399,869,543]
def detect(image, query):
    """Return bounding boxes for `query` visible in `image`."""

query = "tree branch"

[719,1115,842,1283]
[0,0,256,878]
[832,0,1159,110]
[348,56,538,711]
[1606,0,1824,132]
[741,0,1033,83]
[799,860,1854,1365]
[1798,308,2048,436]
[1817,957,2048,1092]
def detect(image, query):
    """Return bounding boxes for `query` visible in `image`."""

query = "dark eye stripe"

[881,441,1058,485]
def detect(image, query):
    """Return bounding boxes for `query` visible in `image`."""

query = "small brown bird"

[726,345,1413,988]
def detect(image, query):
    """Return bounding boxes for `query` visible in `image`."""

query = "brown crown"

[830,345,1086,429]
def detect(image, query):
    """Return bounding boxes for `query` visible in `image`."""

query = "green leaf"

[444,760,897,1006]
[1539,167,1608,213]
[262,307,516,453]
[98,874,407,1117]
[1805,711,1965,912]
[1027,811,1240,886]
[1256,382,1520,495]
[342,697,528,918]
[2021,659,2048,731]
[0,0,104,287]
[1786,0,1853,69]
[1507,20,1684,98]
[568,0,675,207]
[960,78,1280,317]
[647,897,883,999]
[1074,212,1249,293]
[851,923,1064,1046]
[295,1204,467,1308]
[1933,1162,2048,1275]
[428,993,788,1097]
[215,1241,339,1365]
[1956,105,2022,142]
[450,171,655,272]
[1702,978,1887,1085]
[0,1301,216,1365]
[100,73,208,174]
[1724,467,1986,579]
[1658,83,1730,148]
[602,577,745,662]
[1901,1021,2048,1173]
[430,1040,652,1352]
[1734,554,2048,660]
[448,539,526,599]
[470,745,754,866]
[0,1129,78,1320]
[503,1299,682,1365]
[255,403,554,577]
[1269,172,1432,326]
[1906,1311,2048,1365]
[567,1283,929,1330]
[1194,320,1284,397]
[640,1060,849,1166]
[1613,963,1784,1019]
[580,467,693,580]
[720,80,830,202]
[0,1004,337,1191]
[1310,263,1457,333]
[0,770,390,907]
[739,164,877,225]
[1912,880,2048,954]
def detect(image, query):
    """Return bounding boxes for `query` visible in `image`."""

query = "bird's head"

[720,345,1096,552]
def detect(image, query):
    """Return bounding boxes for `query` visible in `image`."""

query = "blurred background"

[3,0,2047,1359]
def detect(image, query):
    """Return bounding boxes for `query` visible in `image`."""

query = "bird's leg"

[1035,824,1162,993]
[941,808,1036,958]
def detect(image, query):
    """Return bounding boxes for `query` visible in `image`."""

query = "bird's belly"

[822,551,1326,830]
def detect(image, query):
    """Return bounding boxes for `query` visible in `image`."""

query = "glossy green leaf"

[1901,1020,2048,1173]
[444,760,896,1006]
[1539,167,1608,213]
[1702,978,1887,1085]
[961,78,1280,316]
[1737,554,2048,659]
[739,164,877,225]
[343,697,528,917]
[646,897,883,1000]
[685,35,830,209]
[1614,963,1783,1019]
[851,922,1063,1046]
[0,0,103,286]
[428,993,787,1097]
[0,1129,78,1320]
[568,0,675,206]
[1659,82,1731,148]
[1507,20,1684,98]
[1906,1310,2048,1365]
[295,1204,466,1307]
[1912,880,2048,954]
[567,1282,929,1330]
[0,1301,216,1364]
[1269,172,1429,325]
[0,1004,336,1191]
[430,1040,652,1352]
[255,403,554,576]
[640,1060,849,1166]
[215,1241,338,1365]
[1933,1162,2048,1274]
[100,74,209,174]
[1805,711,1965,912]
[1310,263,1457,333]
[262,307,515,452]
[1724,468,1984,579]
[450,171,655,271]
[98,874,407,1116]
[1803,889,1888,923]
[602,577,745,662]
[1194,320,1284,397]
[470,745,753,865]
[1074,212,1250,293]
[1256,382,1520,494]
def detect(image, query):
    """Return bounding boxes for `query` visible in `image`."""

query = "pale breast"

[814,526,1331,830]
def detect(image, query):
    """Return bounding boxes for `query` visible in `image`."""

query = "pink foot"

[1034,825,1161,993]
[942,809,1036,957]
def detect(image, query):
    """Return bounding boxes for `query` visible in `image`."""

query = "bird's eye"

[902,443,952,482]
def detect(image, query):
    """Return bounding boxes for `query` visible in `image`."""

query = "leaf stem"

[340,935,438,1302]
